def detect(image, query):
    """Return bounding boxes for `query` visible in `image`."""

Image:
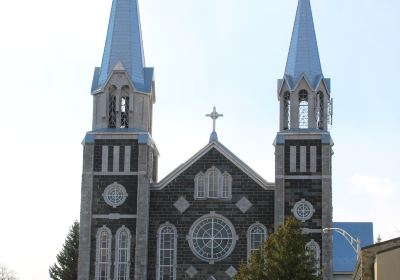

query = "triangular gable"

[152,141,274,190]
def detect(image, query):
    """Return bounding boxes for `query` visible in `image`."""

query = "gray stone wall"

[280,137,333,279]
[78,144,94,280]
[84,139,140,280]
[148,148,275,280]
[89,220,137,279]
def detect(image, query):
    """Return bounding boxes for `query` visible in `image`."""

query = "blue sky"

[0,0,399,279]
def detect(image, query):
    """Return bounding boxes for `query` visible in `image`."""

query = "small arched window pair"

[194,167,232,200]
[95,226,132,280]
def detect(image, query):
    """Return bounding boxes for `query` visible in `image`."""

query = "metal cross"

[206,106,223,132]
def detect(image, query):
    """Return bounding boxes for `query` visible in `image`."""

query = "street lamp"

[323,227,361,259]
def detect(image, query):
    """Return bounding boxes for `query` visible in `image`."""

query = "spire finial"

[92,0,154,93]
[284,0,323,89]
[206,107,223,142]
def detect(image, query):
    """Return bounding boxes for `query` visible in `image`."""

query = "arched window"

[195,172,206,199]
[157,223,177,280]
[120,86,130,128]
[95,226,112,280]
[221,172,232,199]
[114,226,131,280]
[283,91,291,130]
[194,168,232,200]
[207,167,220,198]
[298,90,309,129]
[108,86,117,128]
[317,91,324,130]
[247,223,267,258]
[305,239,321,273]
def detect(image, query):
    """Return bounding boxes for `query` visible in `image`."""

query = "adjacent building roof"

[333,222,374,272]
[283,0,328,91]
[92,0,153,93]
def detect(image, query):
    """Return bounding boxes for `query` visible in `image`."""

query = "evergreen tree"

[234,218,322,280]
[49,221,79,280]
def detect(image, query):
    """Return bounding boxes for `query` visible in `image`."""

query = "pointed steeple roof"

[284,0,324,90]
[92,0,153,93]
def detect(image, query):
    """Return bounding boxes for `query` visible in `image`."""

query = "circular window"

[188,213,237,263]
[291,199,315,222]
[102,182,128,208]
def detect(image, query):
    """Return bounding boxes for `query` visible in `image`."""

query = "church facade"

[77,0,334,279]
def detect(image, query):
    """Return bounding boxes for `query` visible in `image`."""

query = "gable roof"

[152,141,275,190]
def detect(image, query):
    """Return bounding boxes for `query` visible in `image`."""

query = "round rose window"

[188,214,237,263]
[102,182,128,208]
[291,199,315,222]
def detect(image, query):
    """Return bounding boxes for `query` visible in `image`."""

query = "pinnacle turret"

[91,0,153,93]
[284,0,324,90]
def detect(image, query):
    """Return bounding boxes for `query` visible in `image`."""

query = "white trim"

[102,146,109,172]
[222,172,232,199]
[207,167,221,198]
[124,145,131,172]
[113,146,120,172]
[93,214,136,220]
[152,141,274,190]
[95,226,112,280]
[247,222,268,259]
[114,226,132,280]
[94,171,139,176]
[156,222,177,280]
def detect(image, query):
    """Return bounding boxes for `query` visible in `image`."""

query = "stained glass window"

[115,227,131,280]
[95,227,111,280]
[157,224,177,280]
[247,223,267,258]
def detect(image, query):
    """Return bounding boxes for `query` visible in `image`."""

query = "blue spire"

[284,0,323,89]
[92,0,153,93]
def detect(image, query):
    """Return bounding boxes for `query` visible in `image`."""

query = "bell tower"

[78,0,157,279]
[274,0,333,279]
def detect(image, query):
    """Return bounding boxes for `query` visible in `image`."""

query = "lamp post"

[322,227,361,259]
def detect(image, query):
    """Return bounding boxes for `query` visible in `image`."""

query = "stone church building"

[78,0,336,279]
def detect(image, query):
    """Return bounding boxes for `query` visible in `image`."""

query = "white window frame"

[156,222,177,280]
[221,172,232,199]
[207,167,220,198]
[194,172,206,199]
[194,167,232,200]
[247,222,267,259]
[114,226,131,280]
[95,226,112,280]
[298,90,309,129]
